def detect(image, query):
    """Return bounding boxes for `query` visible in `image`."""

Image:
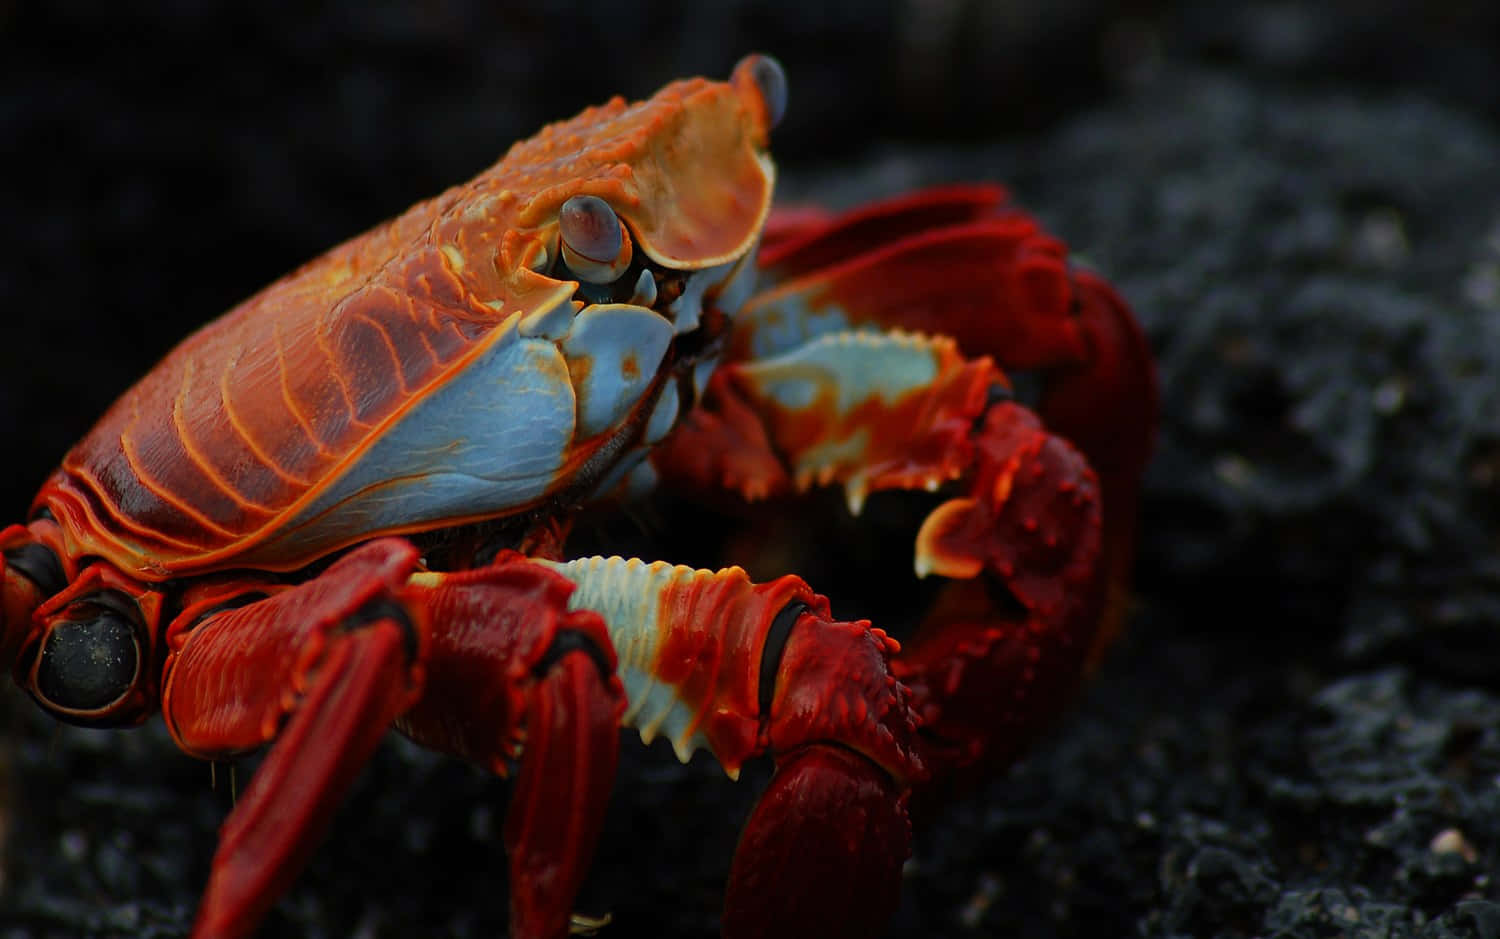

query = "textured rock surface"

[4,4,1500,937]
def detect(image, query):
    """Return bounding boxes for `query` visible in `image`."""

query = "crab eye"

[559,194,632,284]
[31,598,142,724]
[733,54,788,131]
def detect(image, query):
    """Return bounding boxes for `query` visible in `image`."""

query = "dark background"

[4,2,1500,937]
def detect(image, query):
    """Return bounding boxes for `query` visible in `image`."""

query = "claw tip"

[844,479,868,516]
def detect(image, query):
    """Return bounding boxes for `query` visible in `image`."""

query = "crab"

[0,55,1156,938]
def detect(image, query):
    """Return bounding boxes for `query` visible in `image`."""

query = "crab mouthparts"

[556,240,760,336]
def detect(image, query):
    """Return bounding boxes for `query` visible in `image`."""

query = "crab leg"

[752,184,1156,656]
[161,538,624,939]
[758,183,1010,264]
[396,551,624,938]
[539,554,925,938]
[160,540,426,938]
[654,329,1105,783]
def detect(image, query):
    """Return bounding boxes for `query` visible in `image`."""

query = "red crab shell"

[39,67,776,578]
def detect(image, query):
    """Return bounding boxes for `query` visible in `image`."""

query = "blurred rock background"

[3,2,1500,936]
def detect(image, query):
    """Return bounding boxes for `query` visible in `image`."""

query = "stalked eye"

[733,54,788,131]
[559,194,633,284]
[32,599,142,722]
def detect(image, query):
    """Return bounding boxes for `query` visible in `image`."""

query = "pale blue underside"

[563,303,673,438]
[250,317,576,558]
[740,289,855,360]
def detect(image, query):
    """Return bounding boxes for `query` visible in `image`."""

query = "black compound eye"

[35,603,141,715]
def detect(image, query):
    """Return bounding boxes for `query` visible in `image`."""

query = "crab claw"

[751,185,1157,662]
[903,401,1106,780]
[724,604,923,939]
[915,401,1102,619]
[725,744,910,939]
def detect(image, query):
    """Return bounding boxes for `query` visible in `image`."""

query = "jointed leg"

[162,540,428,938]
[396,552,624,937]
[160,539,624,939]
[538,554,924,939]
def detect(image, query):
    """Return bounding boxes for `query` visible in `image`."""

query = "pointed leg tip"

[506,636,623,939]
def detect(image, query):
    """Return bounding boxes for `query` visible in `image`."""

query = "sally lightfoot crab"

[0,55,1155,937]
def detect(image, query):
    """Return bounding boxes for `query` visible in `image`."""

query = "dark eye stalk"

[551,200,678,311]
[559,195,633,284]
[732,54,788,131]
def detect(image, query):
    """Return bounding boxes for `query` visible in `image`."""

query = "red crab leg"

[396,552,624,938]
[161,538,623,939]
[653,329,1104,784]
[752,184,1156,658]
[758,183,1009,263]
[538,555,925,939]
[161,539,429,939]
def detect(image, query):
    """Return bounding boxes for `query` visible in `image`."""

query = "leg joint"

[533,628,613,682]
[758,599,810,717]
[343,597,421,662]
